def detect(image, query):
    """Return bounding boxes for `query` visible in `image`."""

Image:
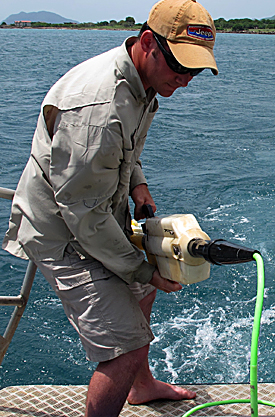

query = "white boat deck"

[1,383,275,416]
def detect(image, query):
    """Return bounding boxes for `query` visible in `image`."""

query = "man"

[3,0,218,415]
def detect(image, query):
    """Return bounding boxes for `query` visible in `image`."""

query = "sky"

[1,0,275,24]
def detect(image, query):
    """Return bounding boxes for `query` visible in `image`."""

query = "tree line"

[1,16,141,29]
[214,18,275,32]
[1,17,275,32]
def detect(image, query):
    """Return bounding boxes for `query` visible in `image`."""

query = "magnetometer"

[131,205,259,285]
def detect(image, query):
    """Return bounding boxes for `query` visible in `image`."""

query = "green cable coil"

[182,253,275,417]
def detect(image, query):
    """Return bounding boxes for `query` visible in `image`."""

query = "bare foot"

[127,378,196,405]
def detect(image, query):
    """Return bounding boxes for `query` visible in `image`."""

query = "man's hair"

[138,22,170,51]
[138,22,149,38]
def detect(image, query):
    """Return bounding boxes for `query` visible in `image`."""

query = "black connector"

[188,238,260,265]
[142,204,155,219]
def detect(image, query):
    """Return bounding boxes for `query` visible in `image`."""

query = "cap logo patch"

[187,25,214,41]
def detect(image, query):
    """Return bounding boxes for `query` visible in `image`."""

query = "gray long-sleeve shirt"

[3,37,158,285]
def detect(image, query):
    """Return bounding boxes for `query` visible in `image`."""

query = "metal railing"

[0,187,37,365]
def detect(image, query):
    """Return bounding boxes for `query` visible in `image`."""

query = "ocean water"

[0,28,275,388]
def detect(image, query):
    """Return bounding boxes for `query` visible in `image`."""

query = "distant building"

[14,20,31,27]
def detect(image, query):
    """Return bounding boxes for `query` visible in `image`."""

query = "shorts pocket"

[55,270,92,291]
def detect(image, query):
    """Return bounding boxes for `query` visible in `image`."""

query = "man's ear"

[140,30,156,54]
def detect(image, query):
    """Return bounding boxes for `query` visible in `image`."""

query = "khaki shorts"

[36,245,155,363]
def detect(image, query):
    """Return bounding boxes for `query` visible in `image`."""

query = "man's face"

[141,35,194,97]
[148,47,193,97]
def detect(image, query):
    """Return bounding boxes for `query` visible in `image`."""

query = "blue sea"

[0,28,275,388]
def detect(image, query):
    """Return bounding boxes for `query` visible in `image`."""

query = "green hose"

[250,252,264,417]
[182,253,275,417]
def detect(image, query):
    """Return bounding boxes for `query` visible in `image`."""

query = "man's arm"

[49,110,157,286]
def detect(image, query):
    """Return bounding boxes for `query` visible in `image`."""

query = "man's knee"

[97,344,149,376]
[132,344,150,366]
[118,344,149,370]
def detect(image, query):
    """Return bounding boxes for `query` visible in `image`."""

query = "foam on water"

[150,298,275,384]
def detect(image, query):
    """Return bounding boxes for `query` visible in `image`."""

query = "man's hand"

[131,184,156,220]
[149,269,182,293]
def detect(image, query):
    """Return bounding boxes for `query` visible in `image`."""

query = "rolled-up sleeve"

[130,160,147,193]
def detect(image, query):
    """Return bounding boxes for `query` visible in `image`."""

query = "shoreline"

[1,25,275,35]
[0,25,140,31]
[216,29,275,35]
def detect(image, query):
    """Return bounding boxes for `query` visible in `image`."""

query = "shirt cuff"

[132,260,156,284]
[130,161,147,193]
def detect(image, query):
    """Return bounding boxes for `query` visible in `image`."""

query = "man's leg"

[85,344,149,417]
[127,289,196,404]
[37,253,156,414]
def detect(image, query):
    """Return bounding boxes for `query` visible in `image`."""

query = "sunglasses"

[152,32,205,77]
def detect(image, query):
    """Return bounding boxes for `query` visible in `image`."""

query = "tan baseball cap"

[147,0,218,75]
